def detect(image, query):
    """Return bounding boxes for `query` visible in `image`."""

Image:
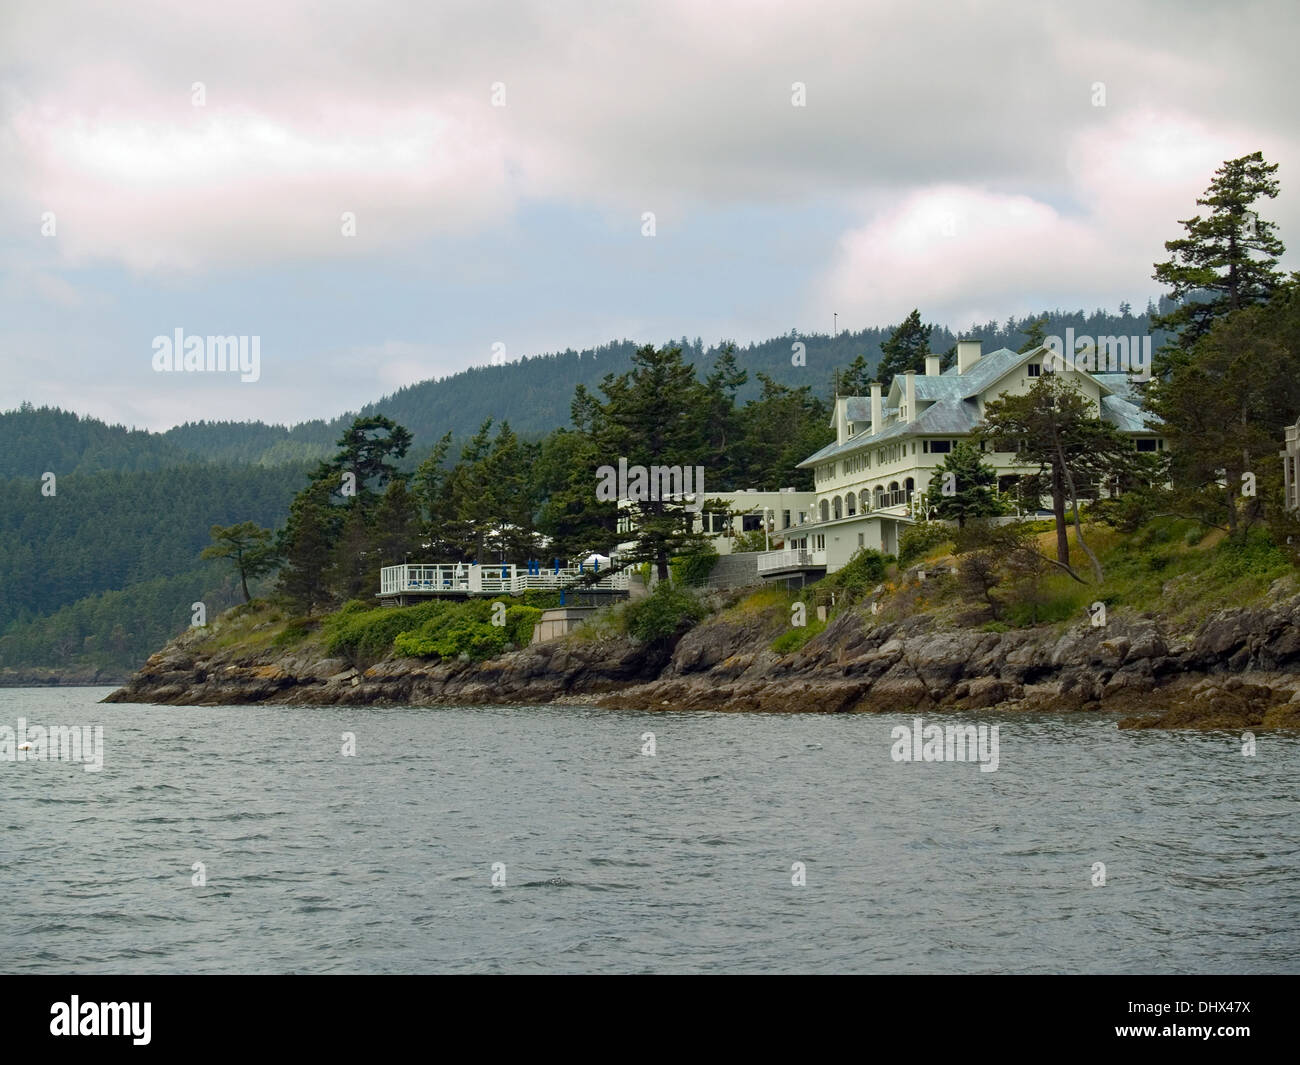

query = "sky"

[2,0,1297,431]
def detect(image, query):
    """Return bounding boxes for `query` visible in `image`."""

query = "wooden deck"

[378,562,630,603]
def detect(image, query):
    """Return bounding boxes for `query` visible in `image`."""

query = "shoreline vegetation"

[105,517,1300,730]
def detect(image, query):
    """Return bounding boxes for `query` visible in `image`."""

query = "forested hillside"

[0,463,311,673]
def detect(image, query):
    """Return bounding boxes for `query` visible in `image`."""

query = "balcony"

[379,562,629,599]
[756,549,828,574]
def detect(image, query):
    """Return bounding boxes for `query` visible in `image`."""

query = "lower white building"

[616,487,817,557]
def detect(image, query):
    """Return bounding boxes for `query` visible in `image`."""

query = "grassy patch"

[724,585,797,619]
[770,615,827,654]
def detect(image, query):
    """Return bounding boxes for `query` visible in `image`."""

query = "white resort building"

[750,339,1162,580]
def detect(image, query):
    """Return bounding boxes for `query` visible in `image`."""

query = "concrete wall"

[531,607,598,644]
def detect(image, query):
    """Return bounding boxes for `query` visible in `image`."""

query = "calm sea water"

[1,686,1296,974]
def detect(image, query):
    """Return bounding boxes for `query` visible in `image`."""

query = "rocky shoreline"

[102,585,1300,730]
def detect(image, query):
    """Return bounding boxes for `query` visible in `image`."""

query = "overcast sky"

[2,0,1297,430]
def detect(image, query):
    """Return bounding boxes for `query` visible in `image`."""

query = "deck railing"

[379,562,630,597]
[756,549,828,573]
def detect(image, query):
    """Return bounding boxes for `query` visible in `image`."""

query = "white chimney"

[870,382,882,436]
[957,340,982,375]
[925,355,942,376]
[904,371,916,422]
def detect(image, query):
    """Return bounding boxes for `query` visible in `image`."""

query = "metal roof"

[802,351,1159,468]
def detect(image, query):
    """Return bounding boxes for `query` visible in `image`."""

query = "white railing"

[756,549,828,573]
[379,562,630,597]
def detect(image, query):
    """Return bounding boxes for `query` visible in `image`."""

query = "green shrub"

[389,600,545,660]
[623,582,707,643]
[730,529,768,553]
[505,605,543,647]
[519,589,563,609]
[323,600,450,660]
[671,545,719,586]
[1206,531,1289,583]
[272,618,315,647]
[830,548,888,588]
[393,601,498,659]
[898,523,952,567]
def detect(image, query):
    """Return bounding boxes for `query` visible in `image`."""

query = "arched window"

[874,484,885,508]
[845,492,857,516]
[904,477,915,501]
[833,496,843,520]
[819,499,830,522]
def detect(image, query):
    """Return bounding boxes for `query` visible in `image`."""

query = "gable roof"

[843,397,872,422]
[805,349,1157,470]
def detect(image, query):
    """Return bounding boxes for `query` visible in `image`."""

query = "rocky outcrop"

[104,587,1300,729]
[104,626,674,708]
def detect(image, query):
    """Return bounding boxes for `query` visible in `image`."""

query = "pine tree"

[313,415,413,501]
[588,344,713,581]
[1018,316,1050,354]
[929,443,1001,528]
[875,309,934,383]
[980,376,1136,578]
[327,501,373,602]
[836,353,874,395]
[1147,280,1300,538]
[370,477,421,567]
[535,429,615,560]
[701,342,746,485]
[276,481,338,615]
[1152,152,1286,370]
[199,521,278,602]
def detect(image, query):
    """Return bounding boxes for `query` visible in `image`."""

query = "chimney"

[904,371,916,422]
[870,382,882,436]
[925,355,942,376]
[957,339,982,375]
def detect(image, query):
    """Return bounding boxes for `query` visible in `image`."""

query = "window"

[929,439,951,454]
[742,514,762,531]
[1028,363,1041,377]
[782,510,791,528]
[1136,438,1158,452]
[858,533,864,547]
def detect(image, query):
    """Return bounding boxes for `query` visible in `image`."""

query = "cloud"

[816,108,1300,329]
[4,0,1298,279]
